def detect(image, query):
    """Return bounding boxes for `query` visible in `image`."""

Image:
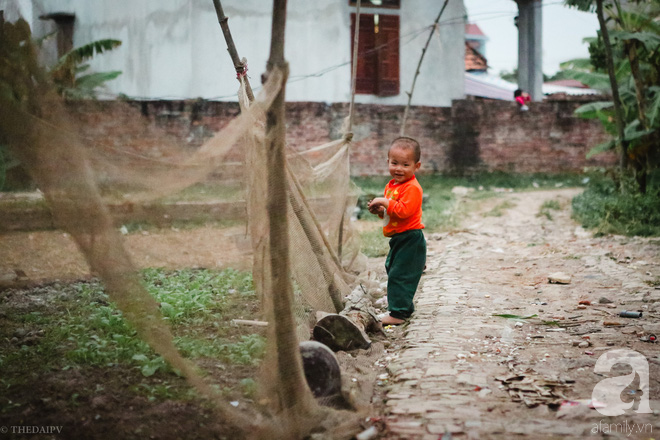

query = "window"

[40,13,75,57]
[349,0,400,8]
[350,13,399,96]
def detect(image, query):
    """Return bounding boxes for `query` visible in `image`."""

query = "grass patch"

[572,173,660,237]
[0,268,263,409]
[484,200,516,217]
[353,172,585,234]
[360,228,390,258]
[645,277,660,287]
[153,182,245,203]
[537,199,561,220]
[352,172,585,254]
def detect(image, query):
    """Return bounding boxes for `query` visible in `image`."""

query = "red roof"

[465,42,487,71]
[465,23,485,37]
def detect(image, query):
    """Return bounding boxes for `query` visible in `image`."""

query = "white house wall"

[1,0,465,107]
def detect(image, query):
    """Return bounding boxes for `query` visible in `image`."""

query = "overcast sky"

[462,0,600,76]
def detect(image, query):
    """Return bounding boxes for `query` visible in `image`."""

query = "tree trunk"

[596,0,628,176]
[626,40,649,193]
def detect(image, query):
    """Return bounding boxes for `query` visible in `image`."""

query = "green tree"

[564,0,660,194]
[51,39,122,99]
[499,68,552,83]
[0,20,122,190]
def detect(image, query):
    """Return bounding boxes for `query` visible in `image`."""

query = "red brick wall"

[449,98,617,174]
[66,97,616,178]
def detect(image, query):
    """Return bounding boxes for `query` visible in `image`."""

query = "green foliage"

[0,19,43,107]
[612,30,660,52]
[0,20,122,191]
[240,378,258,398]
[572,171,660,236]
[53,39,122,71]
[492,313,538,320]
[484,200,516,217]
[564,0,596,13]
[2,268,259,379]
[175,333,265,366]
[131,354,170,377]
[562,69,613,92]
[499,68,518,83]
[538,199,561,220]
[0,144,23,190]
[562,0,660,192]
[353,173,587,243]
[51,39,122,99]
[0,146,7,190]
[142,268,255,325]
[359,228,390,258]
[50,39,121,99]
[1,19,121,101]
[500,68,554,83]
[222,334,266,365]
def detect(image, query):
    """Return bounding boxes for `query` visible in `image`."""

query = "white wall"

[0,0,32,22]
[2,0,465,106]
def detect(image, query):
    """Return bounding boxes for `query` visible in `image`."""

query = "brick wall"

[66,97,616,179]
[448,98,617,174]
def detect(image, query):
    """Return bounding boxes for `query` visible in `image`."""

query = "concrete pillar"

[516,0,543,101]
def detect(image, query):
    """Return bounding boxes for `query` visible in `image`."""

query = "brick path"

[378,189,660,440]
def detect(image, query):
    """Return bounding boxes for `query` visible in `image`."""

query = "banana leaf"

[587,139,616,159]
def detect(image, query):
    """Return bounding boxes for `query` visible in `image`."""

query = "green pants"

[385,229,427,320]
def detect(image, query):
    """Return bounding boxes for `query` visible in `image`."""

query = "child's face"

[388,145,420,184]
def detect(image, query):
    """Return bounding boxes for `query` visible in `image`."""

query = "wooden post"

[264,0,315,421]
[212,0,254,102]
[400,0,449,136]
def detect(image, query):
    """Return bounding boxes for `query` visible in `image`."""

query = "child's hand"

[367,197,388,216]
[368,203,385,215]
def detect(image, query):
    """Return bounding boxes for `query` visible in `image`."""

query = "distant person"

[367,137,427,326]
[514,89,530,111]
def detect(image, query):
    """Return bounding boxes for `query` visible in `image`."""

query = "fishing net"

[0,15,365,438]
[240,77,363,335]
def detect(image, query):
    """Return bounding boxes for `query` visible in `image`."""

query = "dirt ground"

[1,188,659,439]
[0,225,253,287]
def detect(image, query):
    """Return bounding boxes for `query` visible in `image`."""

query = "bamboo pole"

[339,0,362,261]
[212,0,254,102]
[347,0,361,134]
[264,0,315,423]
[286,165,345,312]
[211,0,347,315]
[400,0,449,136]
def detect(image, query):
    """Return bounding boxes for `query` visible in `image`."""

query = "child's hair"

[514,89,523,98]
[390,136,421,162]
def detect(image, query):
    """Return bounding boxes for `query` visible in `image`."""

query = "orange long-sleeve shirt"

[382,176,424,237]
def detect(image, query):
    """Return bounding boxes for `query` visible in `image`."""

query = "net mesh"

[1,16,366,437]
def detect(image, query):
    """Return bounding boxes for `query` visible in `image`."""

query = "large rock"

[299,341,342,398]
[548,272,571,284]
